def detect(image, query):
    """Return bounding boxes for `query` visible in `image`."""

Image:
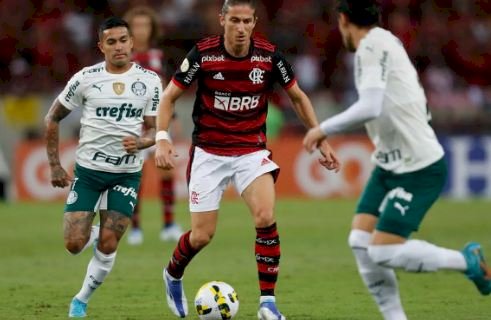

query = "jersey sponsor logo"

[394,202,410,216]
[251,55,272,63]
[113,82,125,95]
[92,84,103,92]
[214,95,260,111]
[213,72,225,80]
[131,81,147,96]
[184,61,200,85]
[180,58,190,72]
[83,66,103,75]
[276,60,291,83]
[95,103,143,121]
[379,187,413,215]
[135,64,157,75]
[375,149,401,164]
[191,191,199,204]
[152,86,159,111]
[66,191,78,205]
[249,68,265,84]
[201,55,225,63]
[380,50,388,81]
[113,185,138,199]
[92,151,137,166]
[64,80,80,103]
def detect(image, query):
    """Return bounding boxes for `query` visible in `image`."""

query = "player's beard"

[112,55,130,68]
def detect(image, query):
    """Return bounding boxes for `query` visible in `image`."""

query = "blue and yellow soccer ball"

[194,281,239,320]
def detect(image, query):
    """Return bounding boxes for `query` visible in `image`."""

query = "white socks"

[368,239,467,272]
[349,230,407,320]
[75,248,116,303]
[81,225,100,253]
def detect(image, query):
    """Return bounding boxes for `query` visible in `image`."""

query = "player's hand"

[303,127,340,172]
[155,139,177,170]
[122,136,140,154]
[303,127,326,153]
[50,164,72,188]
[317,139,340,172]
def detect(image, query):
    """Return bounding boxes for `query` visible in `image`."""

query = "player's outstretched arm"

[122,116,156,153]
[44,99,73,188]
[285,83,340,171]
[155,81,185,170]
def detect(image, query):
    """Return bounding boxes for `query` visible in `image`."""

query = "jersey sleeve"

[272,49,296,89]
[57,70,85,110]
[145,76,163,117]
[355,43,391,90]
[171,45,201,89]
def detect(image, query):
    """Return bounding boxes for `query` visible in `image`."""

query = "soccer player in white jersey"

[44,17,162,318]
[303,1,491,319]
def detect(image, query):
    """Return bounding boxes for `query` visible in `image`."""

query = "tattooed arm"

[122,115,156,153]
[45,99,72,188]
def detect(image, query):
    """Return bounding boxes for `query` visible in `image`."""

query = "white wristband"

[155,130,171,142]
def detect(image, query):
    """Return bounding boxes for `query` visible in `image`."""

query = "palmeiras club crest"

[131,81,147,96]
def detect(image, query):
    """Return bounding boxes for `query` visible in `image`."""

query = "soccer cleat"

[68,297,87,318]
[160,224,184,242]
[462,242,491,295]
[257,300,286,320]
[127,228,143,245]
[163,268,188,317]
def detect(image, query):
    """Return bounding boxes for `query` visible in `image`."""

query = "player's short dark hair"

[221,0,257,16]
[337,0,380,27]
[98,17,131,40]
[123,6,160,44]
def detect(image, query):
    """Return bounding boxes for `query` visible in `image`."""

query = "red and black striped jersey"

[132,48,165,81]
[172,35,296,156]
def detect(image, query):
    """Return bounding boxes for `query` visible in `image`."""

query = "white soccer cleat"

[257,297,286,320]
[163,268,188,317]
[127,228,143,245]
[160,224,184,242]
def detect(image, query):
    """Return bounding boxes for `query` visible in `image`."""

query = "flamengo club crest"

[113,82,125,95]
[249,68,265,84]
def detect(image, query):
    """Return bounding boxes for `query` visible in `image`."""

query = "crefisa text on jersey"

[95,103,143,121]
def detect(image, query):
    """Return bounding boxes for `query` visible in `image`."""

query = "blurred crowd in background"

[1,0,491,135]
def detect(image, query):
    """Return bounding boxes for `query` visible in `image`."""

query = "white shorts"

[188,147,279,212]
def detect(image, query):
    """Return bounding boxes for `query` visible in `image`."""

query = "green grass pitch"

[1,199,490,319]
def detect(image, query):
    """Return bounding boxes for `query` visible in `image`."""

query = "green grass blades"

[1,199,490,319]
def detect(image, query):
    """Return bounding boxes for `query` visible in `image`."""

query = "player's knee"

[348,229,372,249]
[64,239,86,255]
[190,230,214,249]
[253,207,275,228]
[97,239,118,254]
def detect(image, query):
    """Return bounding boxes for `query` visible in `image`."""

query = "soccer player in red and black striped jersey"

[124,6,183,245]
[155,1,340,319]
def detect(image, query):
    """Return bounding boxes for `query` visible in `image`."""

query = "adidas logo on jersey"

[213,72,225,80]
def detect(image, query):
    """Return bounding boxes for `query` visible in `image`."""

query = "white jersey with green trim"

[58,62,162,173]
[355,27,444,173]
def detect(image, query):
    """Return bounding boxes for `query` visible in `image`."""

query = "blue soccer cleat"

[462,242,491,295]
[68,297,87,318]
[257,299,286,320]
[163,268,188,317]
